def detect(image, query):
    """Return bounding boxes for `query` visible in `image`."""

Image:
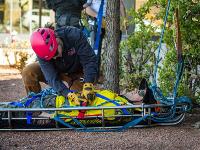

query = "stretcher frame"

[0,103,187,131]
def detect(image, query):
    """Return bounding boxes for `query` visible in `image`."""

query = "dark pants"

[21,62,83,94]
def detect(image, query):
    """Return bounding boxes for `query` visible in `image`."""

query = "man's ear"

[139,78,148,90]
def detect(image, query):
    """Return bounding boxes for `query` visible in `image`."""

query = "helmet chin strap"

[53,46,63,59]
[57,45,63,57]
[52,38,63,59]
[56,38,63,47]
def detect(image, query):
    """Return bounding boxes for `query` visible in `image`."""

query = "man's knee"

[22,63,40,83]
[21,62,44,94]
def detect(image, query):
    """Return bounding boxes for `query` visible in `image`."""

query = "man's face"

[123,88,147,103]
[53,38,63,59]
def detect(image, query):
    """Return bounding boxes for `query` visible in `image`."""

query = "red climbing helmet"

[30,28,58,60]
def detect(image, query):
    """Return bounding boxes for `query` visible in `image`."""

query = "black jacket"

[38,26,97,96]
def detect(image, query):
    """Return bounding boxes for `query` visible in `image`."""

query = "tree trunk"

[103,0,120,93]
[174,8,182,62]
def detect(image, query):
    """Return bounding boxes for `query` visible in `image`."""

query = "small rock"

[192,121,200,128]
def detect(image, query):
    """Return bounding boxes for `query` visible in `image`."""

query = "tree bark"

[103,0,120,93]
[174,8,182,62]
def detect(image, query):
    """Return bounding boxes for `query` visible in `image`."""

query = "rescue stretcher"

[0,0,190,132]
[0,88,191,132]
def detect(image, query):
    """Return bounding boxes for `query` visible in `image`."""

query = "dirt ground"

[0,66,200,150]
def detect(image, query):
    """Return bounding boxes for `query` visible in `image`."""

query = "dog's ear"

[139,78,148,90]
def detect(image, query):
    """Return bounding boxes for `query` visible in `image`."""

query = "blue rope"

[150,0,193,122]
[93,0,104,54]
[153,0,171,87]
[151,0,187,105]
[40,88,57,108]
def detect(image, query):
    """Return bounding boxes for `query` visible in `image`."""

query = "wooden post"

[174,8,182,61]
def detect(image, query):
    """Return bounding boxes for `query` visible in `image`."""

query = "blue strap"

[26,112,32,124]
[56,114,86,129]
[80,115,150,132]
[79,128,121,132]
[9,95,39,124]
[24,95,39,124]
[119,115,150,131]
[24,96,39,107]
[93,0,104,54]
[95,93,130,115]
[9,101,24,107]
[9,95,39,108]
[53,116,77,129]
[25,96,40,124]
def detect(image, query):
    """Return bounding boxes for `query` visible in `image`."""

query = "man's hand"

[67,92,88,106]
[67,92,81,106]
[81,83,95,102]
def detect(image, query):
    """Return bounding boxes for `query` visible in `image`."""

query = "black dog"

[139,78,157,104]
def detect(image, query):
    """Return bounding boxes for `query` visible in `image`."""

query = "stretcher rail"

[0,103,187,131]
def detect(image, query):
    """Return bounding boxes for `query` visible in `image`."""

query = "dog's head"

[139,78,157,104]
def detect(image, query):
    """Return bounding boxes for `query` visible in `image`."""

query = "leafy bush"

[120,0,199,104]
[119,4,159,91]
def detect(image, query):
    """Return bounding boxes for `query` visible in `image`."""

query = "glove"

[81,83,96,102]
[67,92,88,106]
[67,92,81,106]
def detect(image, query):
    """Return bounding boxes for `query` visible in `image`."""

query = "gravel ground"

[0,66,200,150]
